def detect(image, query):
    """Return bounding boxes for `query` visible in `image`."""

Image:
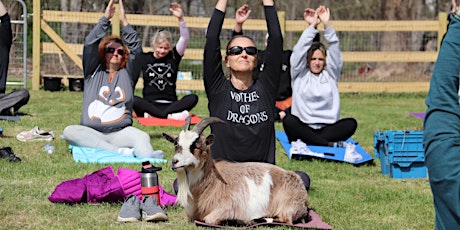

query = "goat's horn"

[192,117,225,135]
[183,116,192,131]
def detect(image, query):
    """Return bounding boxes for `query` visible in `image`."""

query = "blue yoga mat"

[70,145,167,164]
[275,131,373,165]
[0,115,20,121]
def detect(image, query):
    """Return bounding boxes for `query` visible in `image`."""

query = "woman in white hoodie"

[283,6,357,147]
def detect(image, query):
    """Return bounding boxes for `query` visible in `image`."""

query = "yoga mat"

[0,115,20,121]
[276,130,373,165]
[409,112,425,120]
[70,145,167,164]
[195,209,332,229]
[134,114,201,127]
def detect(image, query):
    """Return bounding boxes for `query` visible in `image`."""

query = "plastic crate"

[374,130,426,179]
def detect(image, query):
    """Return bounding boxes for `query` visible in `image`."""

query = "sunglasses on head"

[226,46,258,56]
[105,47,125,55]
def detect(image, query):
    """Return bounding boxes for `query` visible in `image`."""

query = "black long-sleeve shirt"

[203,6,283,164]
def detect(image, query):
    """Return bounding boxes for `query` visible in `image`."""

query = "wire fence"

[11,1,449,92]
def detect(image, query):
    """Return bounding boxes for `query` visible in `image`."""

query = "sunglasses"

[226,46,258,56]
[105,47,125,55]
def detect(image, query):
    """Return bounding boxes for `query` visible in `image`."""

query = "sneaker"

[141,196,168,222]
[290,139,324,158]
[16,126,54,142]
[167,110,189,121]
[0,147,21,162]
[344,142,363,163]
[0,107,15,116]
[117,194,141,223]
[290,139,306,155]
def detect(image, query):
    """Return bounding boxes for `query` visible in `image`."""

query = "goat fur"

[163,117,309,225]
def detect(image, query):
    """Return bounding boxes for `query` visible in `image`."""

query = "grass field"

[0,89,432,230]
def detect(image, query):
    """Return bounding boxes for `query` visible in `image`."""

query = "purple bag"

[49,166,177,206]
[49,166,125,204]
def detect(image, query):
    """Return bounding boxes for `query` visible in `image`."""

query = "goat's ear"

[205,134,215,146]
[162,133,176,143]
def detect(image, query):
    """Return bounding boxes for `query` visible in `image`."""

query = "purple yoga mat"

[409,112,425,120]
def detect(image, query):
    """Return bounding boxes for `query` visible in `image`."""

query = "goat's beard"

[176,168,194,208]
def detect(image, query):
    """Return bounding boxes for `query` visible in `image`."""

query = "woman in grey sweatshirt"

[62,0,163,159]
[282,6,357,147]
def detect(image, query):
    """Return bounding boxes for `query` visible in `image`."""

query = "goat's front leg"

[203,209,229,225]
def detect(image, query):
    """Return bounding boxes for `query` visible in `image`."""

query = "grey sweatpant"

[0,88,30,114]
[62,125,163,159]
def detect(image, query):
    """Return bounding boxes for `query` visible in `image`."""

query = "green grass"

[0,90,432,229]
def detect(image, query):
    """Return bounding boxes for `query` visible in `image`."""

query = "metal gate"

[6,0,27,89]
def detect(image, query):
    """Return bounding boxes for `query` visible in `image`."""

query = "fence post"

[32,0,41,90]
[112,2,120,36]
[437,12,448,52]
[278,11,285,37]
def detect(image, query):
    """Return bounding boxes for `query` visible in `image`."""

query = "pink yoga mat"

[409,112,425,120]
[194,209,332,229]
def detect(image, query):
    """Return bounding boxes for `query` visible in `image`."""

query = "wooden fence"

[32,0,448,92]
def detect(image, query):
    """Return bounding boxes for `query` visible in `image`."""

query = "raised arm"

[0,0,6,16]
[171,2,189,56]
[290,8,319,80]
[318,6,342,80]
[203,0,227,93]
[215,0,226,12]
[232,4,251,36]
[260,0,283,94]
[117,0,141,81]
[82,0,115,77]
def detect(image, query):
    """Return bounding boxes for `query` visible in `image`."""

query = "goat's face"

[163,131,215,172]
[162,116,224,172]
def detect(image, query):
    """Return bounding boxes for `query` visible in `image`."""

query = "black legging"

[133,94,198,118]
[0,13,13,94]
[282,108,357,146]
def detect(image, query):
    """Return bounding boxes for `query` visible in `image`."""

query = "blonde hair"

[150,30,173,49]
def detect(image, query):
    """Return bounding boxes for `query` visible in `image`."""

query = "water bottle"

[43,142,55,154]
[140,161,162,205]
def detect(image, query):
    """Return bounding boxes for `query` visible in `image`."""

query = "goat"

[162,116,309,226]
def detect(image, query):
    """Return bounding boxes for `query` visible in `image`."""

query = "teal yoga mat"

[70,145,167,164]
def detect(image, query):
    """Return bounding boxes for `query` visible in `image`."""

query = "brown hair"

[97,35,129,68]
[306,42,327,67]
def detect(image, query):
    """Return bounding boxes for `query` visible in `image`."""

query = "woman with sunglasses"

[132,2,198,120]
[204,0,282,164]
[282,6,358,149]
[203,0,311,192]
[232,4,293,122]
[62,0,163,159]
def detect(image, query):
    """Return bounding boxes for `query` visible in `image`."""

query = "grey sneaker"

[141,196,168,222]
[117,194,141,222]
